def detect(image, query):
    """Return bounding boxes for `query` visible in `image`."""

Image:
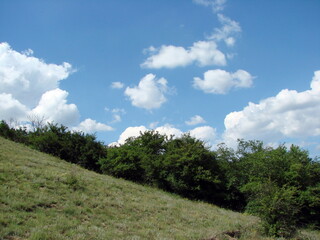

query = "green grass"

[0,137,318,240]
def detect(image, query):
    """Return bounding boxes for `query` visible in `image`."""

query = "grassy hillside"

[0,137,318,240]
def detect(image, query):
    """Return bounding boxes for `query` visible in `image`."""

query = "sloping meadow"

[1,137,319,240]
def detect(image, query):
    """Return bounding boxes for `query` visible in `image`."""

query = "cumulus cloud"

[124,74,169,110]
[155,124,183,138]
[73,118,113,133]
[111,125,181,146]
[141,41,226,69]
[185,115,206,125]
[193,0,227,13]
[111,124,217,147]
[141,0,242,70]
[0,42,77,125]
[193,69,253,94]
[0,42,73,108]
[0,93,29,121]
[111,81,124,89]
[31,88,80,126]
[0,42,111,133]
[116,126,148,145]
[189,126,217,144]
[223,70,320,147]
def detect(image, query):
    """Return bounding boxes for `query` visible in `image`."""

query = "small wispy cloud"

[105,107,126,123]
[111,81,125,89]
[185,115,206,125]
[193,0,227,13]
[209,14,241,47]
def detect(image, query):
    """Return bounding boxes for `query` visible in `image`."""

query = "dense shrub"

[29,123,106,171]
[100,131,167,183]
[0,120,106,172]
[160,134,224,203]
[0,120,29,144]
[100,132,225,204]
[216,140,320,236]
[99,144,145,182]
[245,183,300,238]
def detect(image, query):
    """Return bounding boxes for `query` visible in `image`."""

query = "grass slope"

[0,137,318,240]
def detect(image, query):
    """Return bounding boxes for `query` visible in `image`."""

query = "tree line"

[0,120,319,238]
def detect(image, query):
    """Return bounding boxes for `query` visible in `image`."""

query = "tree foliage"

[0,120,106,172]
[160,134,224,203]
[100,132,225,204]
[216,140,320,237]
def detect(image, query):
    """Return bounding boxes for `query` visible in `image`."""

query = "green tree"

[29,123,106,172]
[161,134,224,203]
[99,130,167,183]
[99,145,144,182]
[230,140,320,235]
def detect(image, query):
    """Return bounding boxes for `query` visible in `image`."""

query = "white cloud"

[190,41,226,66]
[155,124,183,138]
[111,81,124,89]
[142,45,190,69]
[209,14,241,46]
[193,0,227,13]
[223,70,320,147]
[105,108,126,123]
[31,88,80,126]
[311,70,320,91]
[0,93,29,121]
[185,115,206,125]
[189,126,217,144]
[124,74,169,110]
[0,42,78,126]
[73,118,113,133]
[111,114,121,123]
[193,1,241,47]
[112,124,217,147]
[141,41,226,69]
[193,69,253,94]
[117,126,148,145]
[0,42,73,108]
[0,42,110,133]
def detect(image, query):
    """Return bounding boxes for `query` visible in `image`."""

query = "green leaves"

[246,184,300,238]
[100,132,224,204]
[217,140,320,237]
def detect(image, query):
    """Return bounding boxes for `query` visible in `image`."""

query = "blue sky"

[1,0,320,156]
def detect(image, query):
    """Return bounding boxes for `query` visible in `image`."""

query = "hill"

[0,137,318,240]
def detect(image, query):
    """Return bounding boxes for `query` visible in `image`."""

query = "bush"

[100,132,225,204]
[29,123,106,172]
[245,183,300,238]
[160,134,224,203]
[99,130,167,183]
[0,120,29,144]
[99,145,145,182]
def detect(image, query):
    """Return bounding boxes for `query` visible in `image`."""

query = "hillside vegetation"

[0,138,319,240]
[0,137,263,240]
[1,120,319,239]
